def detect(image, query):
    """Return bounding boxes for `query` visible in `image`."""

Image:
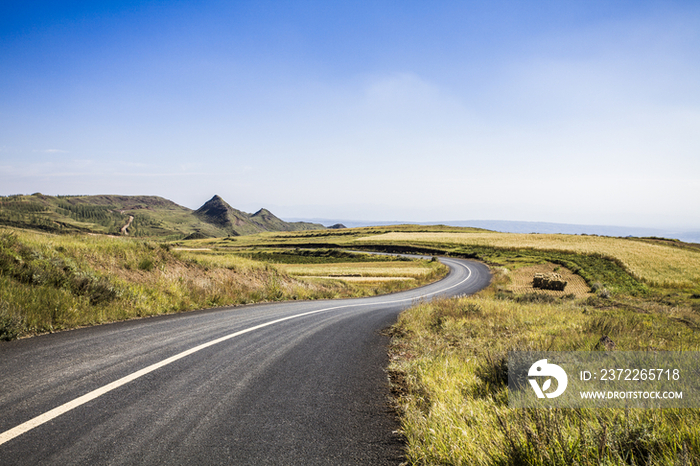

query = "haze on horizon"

[1,1,699,230]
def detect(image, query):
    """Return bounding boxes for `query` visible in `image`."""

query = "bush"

[474,352,508,392]
[514,293,557,304]
[138,257,155,271]
[0,307,22,341]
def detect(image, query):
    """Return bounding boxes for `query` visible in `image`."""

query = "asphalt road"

[0,258,491,465]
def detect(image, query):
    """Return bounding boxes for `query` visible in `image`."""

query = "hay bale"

[533,272,567,291]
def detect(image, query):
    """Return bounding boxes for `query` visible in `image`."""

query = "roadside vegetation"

[357,231,700,289]
[383,235,700,465]
[141,225,700,464]
[0,227,446,340]
[3,220,700,463]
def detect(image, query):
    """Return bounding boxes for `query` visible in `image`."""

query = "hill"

[194,195,323,236]
[0,193,325,239]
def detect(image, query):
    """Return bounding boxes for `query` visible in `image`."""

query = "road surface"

[0,257,490,465]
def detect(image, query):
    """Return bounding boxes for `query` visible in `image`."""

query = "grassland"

[0,227,446,340]
[3,221,700,464]
[377,232,700,465]
[177,246,446,295]
[208,224,697,296]
[180,225,700,464]
[357,231,700,289]
[276,261,439,280]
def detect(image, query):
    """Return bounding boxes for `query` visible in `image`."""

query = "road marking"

[0,260,473,446]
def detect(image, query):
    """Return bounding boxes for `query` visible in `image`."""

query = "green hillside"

[0,193,325,239]
[194,195,322,236]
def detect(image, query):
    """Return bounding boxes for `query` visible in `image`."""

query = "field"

[179,247,446,293]
[3,221,700,464]
[0,227,446,340]
[504,262,592,297]
[378,232,700,465]
[277,261,439,280]
[357,231,700,289]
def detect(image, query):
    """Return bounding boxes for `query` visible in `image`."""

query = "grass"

[357,231,700,289]
[388,249,700,465]
[5,221,700,463]
[0,227,448,339]
[0,227,305,337]
[176,246,447,296]
[277,261,440,278]
[0,193,325,239]
[216,225,697,296]
[229,248,416,264]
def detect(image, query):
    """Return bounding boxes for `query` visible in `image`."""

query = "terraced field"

[276,261,438,282]
[358,232,700,288]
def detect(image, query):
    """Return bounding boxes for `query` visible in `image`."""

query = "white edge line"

[0,261,473,446]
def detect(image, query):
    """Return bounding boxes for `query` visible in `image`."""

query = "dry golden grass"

[505,263,592,297]
[302,276,414,282]
[3,228,441,338]
[358,232,700,288]
[389,293,700,465]
[276,261,435,279]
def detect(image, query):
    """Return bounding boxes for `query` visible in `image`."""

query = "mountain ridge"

[0,193,325,239]
[194,195,321,236]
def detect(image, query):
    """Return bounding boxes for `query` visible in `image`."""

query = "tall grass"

[0,228,391,339]
[389,258,700,466]
[0,228,449,339]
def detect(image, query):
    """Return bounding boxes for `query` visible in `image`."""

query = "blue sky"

[1,1,699,229]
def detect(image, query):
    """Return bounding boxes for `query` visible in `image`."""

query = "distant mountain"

[195,195,323,236]
[0,193,325,239]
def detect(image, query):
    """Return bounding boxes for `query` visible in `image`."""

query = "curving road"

[0,258,490,465]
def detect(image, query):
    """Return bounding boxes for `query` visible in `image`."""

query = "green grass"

[0,193,325,239]
[0,227,448,340]
[0,228,336,338]
[388,250,700,465]
[230,248,415,264]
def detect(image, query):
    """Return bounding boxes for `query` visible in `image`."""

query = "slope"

[194,195,323,236]
[0,193,324,239]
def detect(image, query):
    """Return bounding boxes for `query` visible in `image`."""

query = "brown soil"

[120,215,134,235]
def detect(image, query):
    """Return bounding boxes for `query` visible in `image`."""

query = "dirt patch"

[120,215,134,235]
[507,263,591,297]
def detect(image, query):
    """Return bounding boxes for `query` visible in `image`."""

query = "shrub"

[0,305,22,341]
[474,352,508,392]
[514,293,557,304]
[138,257,155,271]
